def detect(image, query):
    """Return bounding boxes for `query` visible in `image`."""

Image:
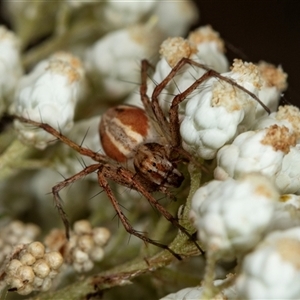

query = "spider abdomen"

[134,143,184,189]
[99,105,153,162]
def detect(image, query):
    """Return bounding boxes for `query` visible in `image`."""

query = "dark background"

[0,1,299,106]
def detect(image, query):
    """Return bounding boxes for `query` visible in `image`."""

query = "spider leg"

[100,164,203,257]
[14,116,107,163]
[140,60,154,114]
[183,58,270,113]
[97,165,183,260]
[51,164,100,239]
[169,69,216,147]
[140,60,171,137]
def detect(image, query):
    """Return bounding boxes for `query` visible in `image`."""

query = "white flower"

[84,22,163,99]
[255,105,300,142]
[267,194,300,232]
[235,227,300,299]
[160,279,237,300]
[255,61,288,118]
[153,37,203,116]
[129,30,227,118]
[101,0,157,29]
[13,51,86,106]
[13,59,83,149]
[275,144,300,194]
[190,173,279,259]
[180,59,263,159]
[188,25,229,73]
[214,125,299,194]
[154,0,199,38]
[0,26,23,114]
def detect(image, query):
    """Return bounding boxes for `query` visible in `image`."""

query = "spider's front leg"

[97,164,183,260]
[14,115,108,163]
[51,164,101,239]
[150,57,270,148]
[140,60,171,140]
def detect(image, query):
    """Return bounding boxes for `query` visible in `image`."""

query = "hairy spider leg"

[52,164,101,238]
[14,116,202,259]
[148,57,270,148]
[97,166,182,260]
[99,163,204,256]
[50,158,183,259]
[140,59,207,170]
[15,116,108,164]
[140,60,171,139]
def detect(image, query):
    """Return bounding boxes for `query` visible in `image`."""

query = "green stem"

[180,163,202,230]
[22,20,106,69]
[0,139,35,180]
[201,249,217,299]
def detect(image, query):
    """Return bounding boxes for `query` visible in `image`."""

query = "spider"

[14,58,269,260]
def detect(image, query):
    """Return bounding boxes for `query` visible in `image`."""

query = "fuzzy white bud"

[190,173,279,258]
[215,125,299,194]
[84,22,163,99]
[13,58,83,149]
[236,227,300,299]
[154,1,199,38]
[0,26,23,114]
[188,25,229,73]
[180,59,263,159]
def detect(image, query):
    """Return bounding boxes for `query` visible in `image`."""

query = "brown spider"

[14,58,269,260]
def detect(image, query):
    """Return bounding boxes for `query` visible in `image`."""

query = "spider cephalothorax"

[14,58,269,259]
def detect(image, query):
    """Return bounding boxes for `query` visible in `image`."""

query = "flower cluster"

[235,227,300,298]
[0,26,23,114]
[12,51,85,149]
[1,1,300,299]
[190,173,280,258]
[0,220,40,265]
[2,241,63,295]
[44,220,111,273]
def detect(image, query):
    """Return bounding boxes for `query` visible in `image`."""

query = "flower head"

[215,124,300,194]
[188,25,229,73]
[0,26,23,114]
[180,60,263,159]
[13,57,84,149]
[235,227,300,299]
[255,61,288,118]
[84,22,163,99]
[190,173,279,258]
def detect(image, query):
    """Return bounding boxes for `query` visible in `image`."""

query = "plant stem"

[0,139,34,180]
